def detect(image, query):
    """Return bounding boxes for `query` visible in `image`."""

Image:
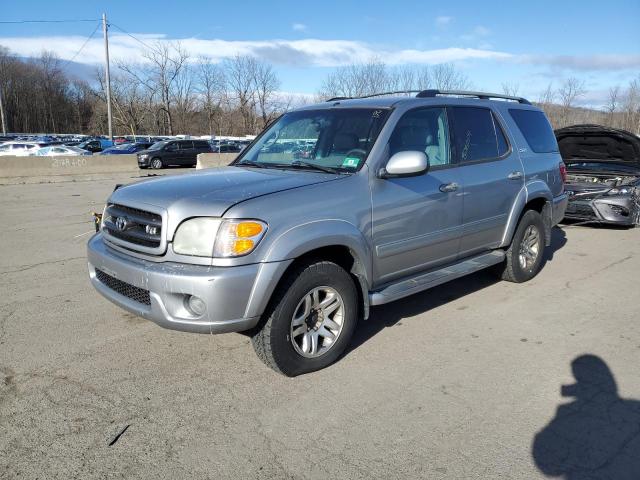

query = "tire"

[150,158,163,169]
[497,209,546,283]
[251,261,358,376]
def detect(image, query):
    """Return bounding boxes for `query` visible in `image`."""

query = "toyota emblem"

[115,216,129,231]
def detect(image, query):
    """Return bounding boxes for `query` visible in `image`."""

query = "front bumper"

[564,195,639,225]
[88,234,273,334]
[137,156,150,167]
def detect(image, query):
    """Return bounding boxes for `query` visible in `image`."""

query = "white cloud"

[292,23,308,32]
[1,33,638,73]
[0,34,510,67]
[435,16,453,27]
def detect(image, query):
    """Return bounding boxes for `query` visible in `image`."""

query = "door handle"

[508,171,523,180]
[439,182,459,193]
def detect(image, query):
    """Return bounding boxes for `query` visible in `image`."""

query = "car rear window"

[509,109,558,153]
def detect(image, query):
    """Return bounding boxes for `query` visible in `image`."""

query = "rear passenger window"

[509,109,558,153]
[450,107,505,163]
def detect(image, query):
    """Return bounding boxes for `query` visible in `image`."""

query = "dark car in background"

[557,124,640,226]
[77,138,114,153]
[137,139,212,169]
[211,143,242,153]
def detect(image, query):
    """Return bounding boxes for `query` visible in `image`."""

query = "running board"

[369,250,505,306]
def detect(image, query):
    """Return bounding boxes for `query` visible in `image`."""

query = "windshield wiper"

[234,160,268,169]
[290,161,343,174]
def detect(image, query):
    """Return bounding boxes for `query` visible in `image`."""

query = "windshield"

[148,141,168,150]
[235,108,390,172]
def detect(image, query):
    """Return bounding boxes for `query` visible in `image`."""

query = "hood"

[109,166,341,235]
[555,124,640,170]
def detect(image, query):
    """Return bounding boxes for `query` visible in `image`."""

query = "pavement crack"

[0,256,84,275]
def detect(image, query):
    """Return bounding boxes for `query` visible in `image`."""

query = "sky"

[1,0,639,107]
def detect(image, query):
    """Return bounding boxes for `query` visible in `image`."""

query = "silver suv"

[88,90,568,376]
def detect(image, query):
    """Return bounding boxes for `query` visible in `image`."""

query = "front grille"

[103,204,163,251]
[95,269,151,306]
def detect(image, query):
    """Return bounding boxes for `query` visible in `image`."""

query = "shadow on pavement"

[532,355,640,479]
[348,227,567,353]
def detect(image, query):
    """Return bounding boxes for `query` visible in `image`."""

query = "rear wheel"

[150,158,163,169]
[497,209,546,283]
[251,261,358,376]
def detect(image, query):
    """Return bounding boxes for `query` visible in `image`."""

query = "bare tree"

[606,85,620,127]
[197,57,226,136]
[501,81,520,97]
[430,63,471,90]
[252,60,280,129]
[557,77,586,127]
[225,55,258,133]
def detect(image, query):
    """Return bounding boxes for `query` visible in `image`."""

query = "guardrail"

[0,153,238,180]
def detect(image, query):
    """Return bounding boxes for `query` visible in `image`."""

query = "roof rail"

[416,89,531,105]
[326,90,423,102]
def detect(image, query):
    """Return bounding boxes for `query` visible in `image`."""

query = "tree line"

[0,44,638,136]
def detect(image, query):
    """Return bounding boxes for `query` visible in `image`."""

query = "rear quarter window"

[509,109,558,153]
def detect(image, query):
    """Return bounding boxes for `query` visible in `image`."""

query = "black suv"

[137,140,213,169]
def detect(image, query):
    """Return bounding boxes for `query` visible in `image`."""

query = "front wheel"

[251,261,358,376]
[150,158,163,169]
[496,209,546,283]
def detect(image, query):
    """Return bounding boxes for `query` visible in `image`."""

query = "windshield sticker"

[342,157,360,168]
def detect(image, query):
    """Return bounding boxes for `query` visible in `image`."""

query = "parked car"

[88,90,568,376]
[77,138,113,153]
[212,143,242,153]
[100,143,153,155]
[557,124,640,226]
[34,145,92,156]
[0,141,45,156]
[136,139,213,168]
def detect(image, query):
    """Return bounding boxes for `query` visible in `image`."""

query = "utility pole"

[102,12,113,140]
[0,85,6,136]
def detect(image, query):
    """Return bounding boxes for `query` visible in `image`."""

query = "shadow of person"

[532,355,640,479]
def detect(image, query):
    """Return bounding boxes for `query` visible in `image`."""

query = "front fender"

[500,181,552,247]
[243,220,373,320]
[263,219,372,280]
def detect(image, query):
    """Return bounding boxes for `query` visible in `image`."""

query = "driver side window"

[390,107,451,167]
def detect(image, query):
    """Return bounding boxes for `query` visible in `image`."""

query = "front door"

[371,107,463,285]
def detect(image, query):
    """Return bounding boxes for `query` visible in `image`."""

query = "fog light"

[185,295,206,316]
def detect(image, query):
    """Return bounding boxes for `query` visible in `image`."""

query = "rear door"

[449,106,524,257]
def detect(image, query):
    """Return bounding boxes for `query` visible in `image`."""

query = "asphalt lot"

[1,171,639,479]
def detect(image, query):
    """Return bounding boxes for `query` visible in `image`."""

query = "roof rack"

[326,89,531,105]
[326,90,423,102]
[416,89,531,104]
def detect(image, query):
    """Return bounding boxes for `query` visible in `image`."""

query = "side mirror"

[378,151,429,178]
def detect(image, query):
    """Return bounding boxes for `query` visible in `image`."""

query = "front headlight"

[607,187,631,196]
[139,154,149,159]
[173,218,222,256]
[172,218,267,257]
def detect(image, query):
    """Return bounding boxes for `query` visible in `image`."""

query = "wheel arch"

[501,181,553,247]
[246,221,373,322]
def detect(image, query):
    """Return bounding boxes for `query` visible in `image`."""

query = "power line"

[67,21,101,63]
[109,23,156,51]
[0,19,99,24]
